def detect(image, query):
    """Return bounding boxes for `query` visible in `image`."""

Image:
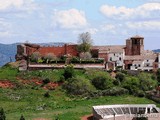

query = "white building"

[93,104,160,120]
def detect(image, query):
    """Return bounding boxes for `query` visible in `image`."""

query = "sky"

[0,0,160,50]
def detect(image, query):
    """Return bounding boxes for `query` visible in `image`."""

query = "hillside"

[0,43,18,66]
[0,66,159,119]
[153,49,160,53]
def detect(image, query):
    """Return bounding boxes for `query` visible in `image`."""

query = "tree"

[91,74,113,90]
[44,53,57,63]
[77,32,93,53]
[122,76,140,94]
[63,65,75,80]
[63,76,95,95]
[30,52,41,63]
[79,52,92,60]
[138,72,157,91]
[0,108,5,120]
[20,115,25,120]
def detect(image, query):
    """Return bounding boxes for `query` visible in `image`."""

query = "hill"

[153,49,160,53]
[0,42,66,67]
[0,43,18,66]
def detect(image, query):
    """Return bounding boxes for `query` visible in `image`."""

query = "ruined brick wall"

[20,44,78,58]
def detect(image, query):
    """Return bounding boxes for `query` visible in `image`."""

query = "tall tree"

[77,32,93,53]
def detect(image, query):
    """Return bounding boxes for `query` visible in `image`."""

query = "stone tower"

[125,35,144,55]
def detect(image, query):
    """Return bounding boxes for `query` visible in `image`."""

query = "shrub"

[70,57,80,63]
[115,72,125,82]
[91,75,113,90]
[79,52,92,60]
[42,78,50,84]
[0,108,6,120]
[63,65,75,80]
[63,77,95,95]
[122,76,140,94]
[44,91,50,98]
[44,53,57,63]
[102,87,129,96]
[20,115,25,120]
[138,72,157,91]
[30,52,41,63]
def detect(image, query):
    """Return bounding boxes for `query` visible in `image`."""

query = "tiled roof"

[124,55,143,60]
[92,45,125,53]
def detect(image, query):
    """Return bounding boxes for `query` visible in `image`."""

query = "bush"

[63,77,95,95]
[20,115,25,120]
[91,75,113,90]
[0,108,6,120]
[138,72,157,91]
[115,72,125,82]
[44,91,50,98]
[70,57,80,63]
[122,76,140,94]
[63,65,75,80]
[44,53,57,63]
[79,52,92,60]
[42,78,50,84]
[102,87,129,96]
[30,52,41,63]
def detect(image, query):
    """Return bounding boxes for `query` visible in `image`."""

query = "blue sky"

[0,0,159,50]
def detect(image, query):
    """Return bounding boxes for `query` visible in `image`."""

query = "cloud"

[52,9,87,29]
[127,21,160,30]
[86,28,98,35]
[0,0,36,12]
[100,3,160,19]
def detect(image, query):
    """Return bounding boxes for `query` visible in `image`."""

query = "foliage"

[138,72,157,91]
[91,74,113,90]
[0,108,5,120]
[115,72,125,82]
[42,78,50,84]
[77,32,92,53]
[20,115,25,120]
[63,65,75,80]
[44,91,50,98]
[79,52,92,60]
[30,52,41,63]
[63,76,95,95]
[122,76,140,95]
[44,53,57,63]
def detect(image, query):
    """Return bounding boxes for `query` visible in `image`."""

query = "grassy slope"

[0,88,159,120]
[0,66,159,120]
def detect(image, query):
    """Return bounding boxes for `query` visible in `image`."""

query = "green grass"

[0,66,159,120]
[0,66,18,80]
[0,88,159,120]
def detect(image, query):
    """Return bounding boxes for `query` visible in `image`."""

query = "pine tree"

[0,108,6,120]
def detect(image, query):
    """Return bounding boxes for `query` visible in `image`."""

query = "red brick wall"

[25,44,78,57]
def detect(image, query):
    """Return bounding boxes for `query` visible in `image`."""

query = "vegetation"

[30,52,41,63]
[0,65,160,119]
[0,108,5,120]
[77,32,92,53]
[19,115,25,120]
